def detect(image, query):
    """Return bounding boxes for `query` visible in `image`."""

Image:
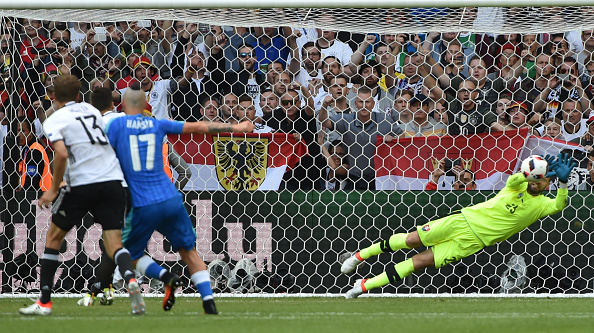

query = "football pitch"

[2,296,594,333]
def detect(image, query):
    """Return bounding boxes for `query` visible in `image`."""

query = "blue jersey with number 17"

[105,114,185,208]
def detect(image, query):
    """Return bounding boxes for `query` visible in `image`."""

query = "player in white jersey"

[77,87,126,307]
[19,75,145,316]
[78,87,191,311]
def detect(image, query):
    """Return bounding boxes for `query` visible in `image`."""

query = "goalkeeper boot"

[127,278,146,315]
[99,285,115,305]
[77,293,95,306]
[163,275,184,311]
[345,279,368,299]
[203,299,219,315]
[340,252,363,274]
[19,300,52,315]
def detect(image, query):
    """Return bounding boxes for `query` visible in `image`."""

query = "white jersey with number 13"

[43,101,124,187]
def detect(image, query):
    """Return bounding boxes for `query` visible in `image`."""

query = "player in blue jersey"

[105,88,254,314]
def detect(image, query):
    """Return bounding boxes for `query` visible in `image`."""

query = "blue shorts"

[122,193,197,260]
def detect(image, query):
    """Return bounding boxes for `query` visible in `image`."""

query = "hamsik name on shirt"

[127,118,154,129]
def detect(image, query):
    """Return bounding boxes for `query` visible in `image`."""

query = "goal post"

[0,3,593,297]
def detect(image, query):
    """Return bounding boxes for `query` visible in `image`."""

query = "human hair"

[550,33,565,41]
[447,40,462,49]
[320,56,340,70]
[436,98,449,110]
[543,117,562,127]
[562,56,577,66]
[328,139,348,155]
[358,60,383,76]
[238,94,253,104]
[237,44,254,54]
[200,95,220,108]
[285,88,299,97]
[468,55,485,67]
[535,47,552,57]
[17,116,33,134]
[563,99,582,111]
[53,74,81,103]
[394,89,413,99]
[90,87,114,112]
[357,86,372,96]
[331,74,349,84]
[375,41,388,50]
[586,53,594,66]
[89,77,113,91]
[269,60,285,71]
[463,169,475,181]
[50,28,70,40]
[301,42,318,57]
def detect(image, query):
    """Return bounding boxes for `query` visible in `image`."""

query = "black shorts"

[51,180,125,232]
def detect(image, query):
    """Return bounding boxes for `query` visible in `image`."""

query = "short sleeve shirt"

[331,112,402,179]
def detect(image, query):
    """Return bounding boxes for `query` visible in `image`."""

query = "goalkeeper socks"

[39,248,60,304]
[358,233,411,260]
[363,258,415,291]
[113,248,135,284]
[395,258,415,279]
[191,270,214,301]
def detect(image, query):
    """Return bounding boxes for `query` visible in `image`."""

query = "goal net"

[1,5,593,297]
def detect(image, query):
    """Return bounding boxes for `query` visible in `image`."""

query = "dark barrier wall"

[2,190,593,293]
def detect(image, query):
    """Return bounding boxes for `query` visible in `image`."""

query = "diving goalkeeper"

[341,154,576,298]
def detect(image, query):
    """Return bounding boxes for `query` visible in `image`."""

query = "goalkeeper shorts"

[416,213,484,268]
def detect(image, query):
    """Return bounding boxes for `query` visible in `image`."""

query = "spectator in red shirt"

[19,18,49,70]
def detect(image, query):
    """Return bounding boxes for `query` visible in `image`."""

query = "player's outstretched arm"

[542,153,576,216]
[182,121,255,134]
[506,155,557,190]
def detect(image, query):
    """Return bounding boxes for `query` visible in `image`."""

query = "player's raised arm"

[506,155,557,190]
[540,153,576,217]
[181,121,254,134]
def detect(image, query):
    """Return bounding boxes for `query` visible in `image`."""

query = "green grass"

[2,297,594,333]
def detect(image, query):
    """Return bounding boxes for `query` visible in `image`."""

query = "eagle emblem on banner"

[214,135,268,191]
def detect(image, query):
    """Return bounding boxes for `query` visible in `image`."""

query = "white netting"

[0,7,593,297]
[3,7,594,34]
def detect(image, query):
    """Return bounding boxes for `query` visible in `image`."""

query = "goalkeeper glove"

[552,153,577,183]
[543,154,558,178]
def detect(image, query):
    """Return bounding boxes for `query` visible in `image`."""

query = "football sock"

[113,248,135,284]
[94,250,116,291]
[191,270,214,301]
[136,255,172,282]
[358,233,411,260]
[39,248,60,304]
[363,258,415,291]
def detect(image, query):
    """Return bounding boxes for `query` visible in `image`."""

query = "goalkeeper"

[341,154,576,298]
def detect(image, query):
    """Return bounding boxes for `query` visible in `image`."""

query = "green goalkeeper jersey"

[461,173,568,246]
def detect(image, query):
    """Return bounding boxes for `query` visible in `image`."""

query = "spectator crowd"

[2,16,594,192]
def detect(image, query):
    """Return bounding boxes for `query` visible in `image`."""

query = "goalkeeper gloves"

[543,154,558,178]
[551,153,577,183]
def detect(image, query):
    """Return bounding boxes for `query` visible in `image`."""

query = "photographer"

[426,158,477,191]
[46,28,84,80]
